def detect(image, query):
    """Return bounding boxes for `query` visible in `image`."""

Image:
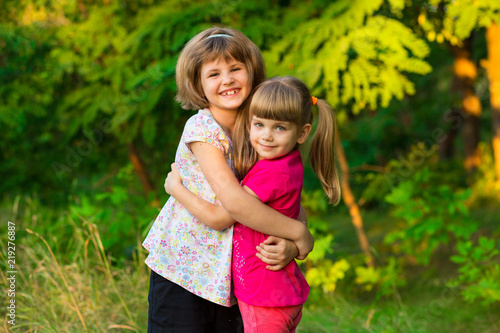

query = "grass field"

[1,198,499,332]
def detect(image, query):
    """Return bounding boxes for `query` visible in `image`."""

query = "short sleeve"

[243,161,288,204]
[183,110,229,154]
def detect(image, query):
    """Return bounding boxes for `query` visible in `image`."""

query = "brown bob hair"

[175,27,266,110]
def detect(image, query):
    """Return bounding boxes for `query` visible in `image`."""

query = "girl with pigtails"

[166,76,341,332]
[143,27,315,333]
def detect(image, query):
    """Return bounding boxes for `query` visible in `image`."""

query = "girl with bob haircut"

[175,27,265,111]
[143,27,314,333]
[166,76,341,332]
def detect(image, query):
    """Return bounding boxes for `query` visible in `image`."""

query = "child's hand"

[295,226,314,260]
[256,236,298,271]
[164,163,183,195]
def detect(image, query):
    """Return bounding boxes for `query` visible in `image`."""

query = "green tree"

[263,0,432,267]
[0,0,329,201]
[415,0,500,177]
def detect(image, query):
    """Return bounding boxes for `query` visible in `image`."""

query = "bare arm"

[298,204,308,226]
[257,204,309,266]
[190,142,313,257]
[164,163,234,231]
[166,162,310,266]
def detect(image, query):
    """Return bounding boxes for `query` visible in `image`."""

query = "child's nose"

[222,72,234,84]
[262,129,273,141]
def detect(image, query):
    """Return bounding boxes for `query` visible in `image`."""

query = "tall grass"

[0,196,149,332]
[1,196,499,332]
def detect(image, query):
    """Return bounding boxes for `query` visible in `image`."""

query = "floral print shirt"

[142,109,236,306]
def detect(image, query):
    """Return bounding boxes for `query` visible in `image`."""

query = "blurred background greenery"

[1,0,499,332]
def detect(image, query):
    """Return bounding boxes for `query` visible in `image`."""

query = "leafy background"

[1,0,500,332]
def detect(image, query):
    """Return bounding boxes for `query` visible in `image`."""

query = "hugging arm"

[164,163,234,231]
[188,142,313,258]
[165,161,306,268]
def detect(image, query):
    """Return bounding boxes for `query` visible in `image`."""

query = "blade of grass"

[25,228,88,332]
[70,207,137,329]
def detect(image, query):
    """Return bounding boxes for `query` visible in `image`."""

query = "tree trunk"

[128,140,159,207]
[450,37,482,172]
[336,143,375,267]
[438,107,460,160]
[486,23,500,183]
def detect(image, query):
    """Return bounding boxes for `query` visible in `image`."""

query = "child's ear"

[297,124,312,144]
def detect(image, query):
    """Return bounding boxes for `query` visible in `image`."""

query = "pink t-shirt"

[232,149,310,307]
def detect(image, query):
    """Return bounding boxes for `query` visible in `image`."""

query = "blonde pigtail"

[308,99,341,205]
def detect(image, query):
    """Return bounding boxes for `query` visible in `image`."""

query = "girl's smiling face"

[250,116,310,160]
[200,57,250,114]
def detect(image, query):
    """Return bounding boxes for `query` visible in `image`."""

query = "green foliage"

[1,1,499,325]
[417,0,500,44]
[3,197,498,331]
[1,171,159,262]
[49,0,194,146]
[359,170,394,205]
[264,0,431,117]
[300,189,351,295]
[387,0,406,13]
[301,188,329,216]
[351,139,500,306]
[0,0,436,203]
[69,166,159,257]
[449,236,500,305]
[355,257,406,297]
[383,148,478,265]
[306,258,351,294]
[447,0,500,39]
[301,189,333,263]
[0,1,181,199]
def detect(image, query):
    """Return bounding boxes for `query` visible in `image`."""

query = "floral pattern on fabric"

[143,109,236,306]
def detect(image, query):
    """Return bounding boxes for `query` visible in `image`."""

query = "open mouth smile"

[220,89,240,96]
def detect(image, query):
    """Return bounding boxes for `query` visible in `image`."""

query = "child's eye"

[276,126,286,131]
[232,67,241,72]
[254,122,263,128]
[209,73,219,78]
